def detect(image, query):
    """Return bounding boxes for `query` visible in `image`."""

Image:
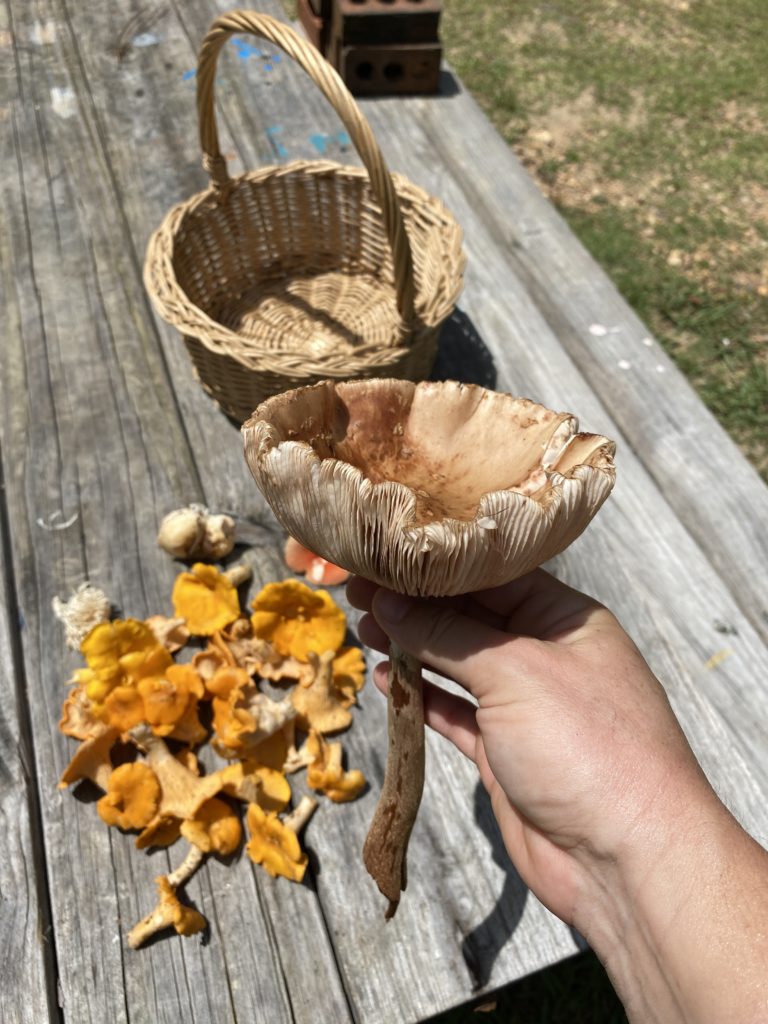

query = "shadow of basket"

[430,308,497,390]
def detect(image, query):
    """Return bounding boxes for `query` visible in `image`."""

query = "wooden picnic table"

[2,1,768,1021]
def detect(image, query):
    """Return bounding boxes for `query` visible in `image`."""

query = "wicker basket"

[144,10,465,423]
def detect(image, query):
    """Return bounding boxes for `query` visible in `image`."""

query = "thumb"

[371,589,536,703]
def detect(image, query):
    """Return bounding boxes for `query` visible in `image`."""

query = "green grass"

[441,0,768,477]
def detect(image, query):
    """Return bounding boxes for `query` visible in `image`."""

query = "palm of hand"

[352,570,700,928]
[467,594,624,920]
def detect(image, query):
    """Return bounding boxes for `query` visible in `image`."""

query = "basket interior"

[170,167,455,356]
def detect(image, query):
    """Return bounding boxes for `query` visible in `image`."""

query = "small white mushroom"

[200,514,236,560]
[157,506,206,559]
[157,505,236,561]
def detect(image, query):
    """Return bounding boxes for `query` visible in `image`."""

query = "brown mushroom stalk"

[127,843,206,949]
[362,643,423,917]
[243,379,616,917]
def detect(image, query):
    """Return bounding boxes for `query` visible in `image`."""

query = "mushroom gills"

[242,379,617,916]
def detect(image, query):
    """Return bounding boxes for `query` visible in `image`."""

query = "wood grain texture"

[2,0,768,1021]
[69,3,768,1021]
[357,95,768,822]
[55,2,584,1018]
[0,0,350,1020]
[364,79,768,646]
[0,473,58,1024]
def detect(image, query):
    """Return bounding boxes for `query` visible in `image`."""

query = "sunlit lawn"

[441,0,768,479]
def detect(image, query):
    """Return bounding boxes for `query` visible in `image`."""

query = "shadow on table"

[431,308,497,390]
[436,69,462,98]
[461,782,527,991]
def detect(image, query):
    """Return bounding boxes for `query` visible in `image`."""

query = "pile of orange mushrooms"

[57,548,365,948]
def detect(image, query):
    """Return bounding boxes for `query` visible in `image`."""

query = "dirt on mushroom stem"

[362,643,425,918]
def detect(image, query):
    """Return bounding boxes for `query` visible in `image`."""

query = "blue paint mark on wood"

[232,38,262,60]
[266,125,288,159]
[182,69,196,81]
[310,133,328,155]
[310,131,352,155]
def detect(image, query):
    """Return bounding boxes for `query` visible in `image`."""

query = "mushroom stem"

[167,844,205,887]
[224,563,252,588]
[283,795,318,835]
[127,843,206,949]
[283,721,314,774]
[362,641,425,919]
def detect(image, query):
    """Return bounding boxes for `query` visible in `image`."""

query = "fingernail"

[373,589,413,624]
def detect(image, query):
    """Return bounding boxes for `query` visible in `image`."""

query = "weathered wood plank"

[357,101,768,805]
[367,80,768,646]
[0,465,58,1024]
[55,3,768,1022]
[0,1,350,1020]
[4,1,768,1023]
[1,45,234,1024]
[49,2,586,1018]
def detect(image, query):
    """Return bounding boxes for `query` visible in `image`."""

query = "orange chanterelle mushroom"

[243,379,616,917]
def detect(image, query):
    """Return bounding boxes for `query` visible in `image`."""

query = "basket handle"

[197,9,416,327]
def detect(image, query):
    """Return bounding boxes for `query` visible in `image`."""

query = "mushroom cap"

[97,762,161,830]
[138,664,204,736]
[80,619,172,706]
[250,581,346,662]
[306,731,366,803]
[283,537,350,586]
[245,803,307,882]
[291,651,352,735]
[200,513,236,561]
[59,683,104,740]
[180,796,242,855]
[145,615,190,653]
[332,647,366,707]
[172,564,241,636]
[155,877,206,937]
[58,727,119,789]
[103,685,146,733]
[157,506,206,559]
[242,380,616,597]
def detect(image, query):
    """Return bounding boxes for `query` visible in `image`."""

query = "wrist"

[573,790,768,1024]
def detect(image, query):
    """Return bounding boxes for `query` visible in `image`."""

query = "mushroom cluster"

[57,563,366,948]
[243,379,616,917]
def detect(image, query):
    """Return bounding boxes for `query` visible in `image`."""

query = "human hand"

[348,569,718,926]
[348,569,768,1023]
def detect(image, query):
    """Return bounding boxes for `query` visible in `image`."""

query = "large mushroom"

[242,379,616,917]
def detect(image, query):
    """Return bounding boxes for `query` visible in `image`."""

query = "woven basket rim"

[144,160,465,364]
